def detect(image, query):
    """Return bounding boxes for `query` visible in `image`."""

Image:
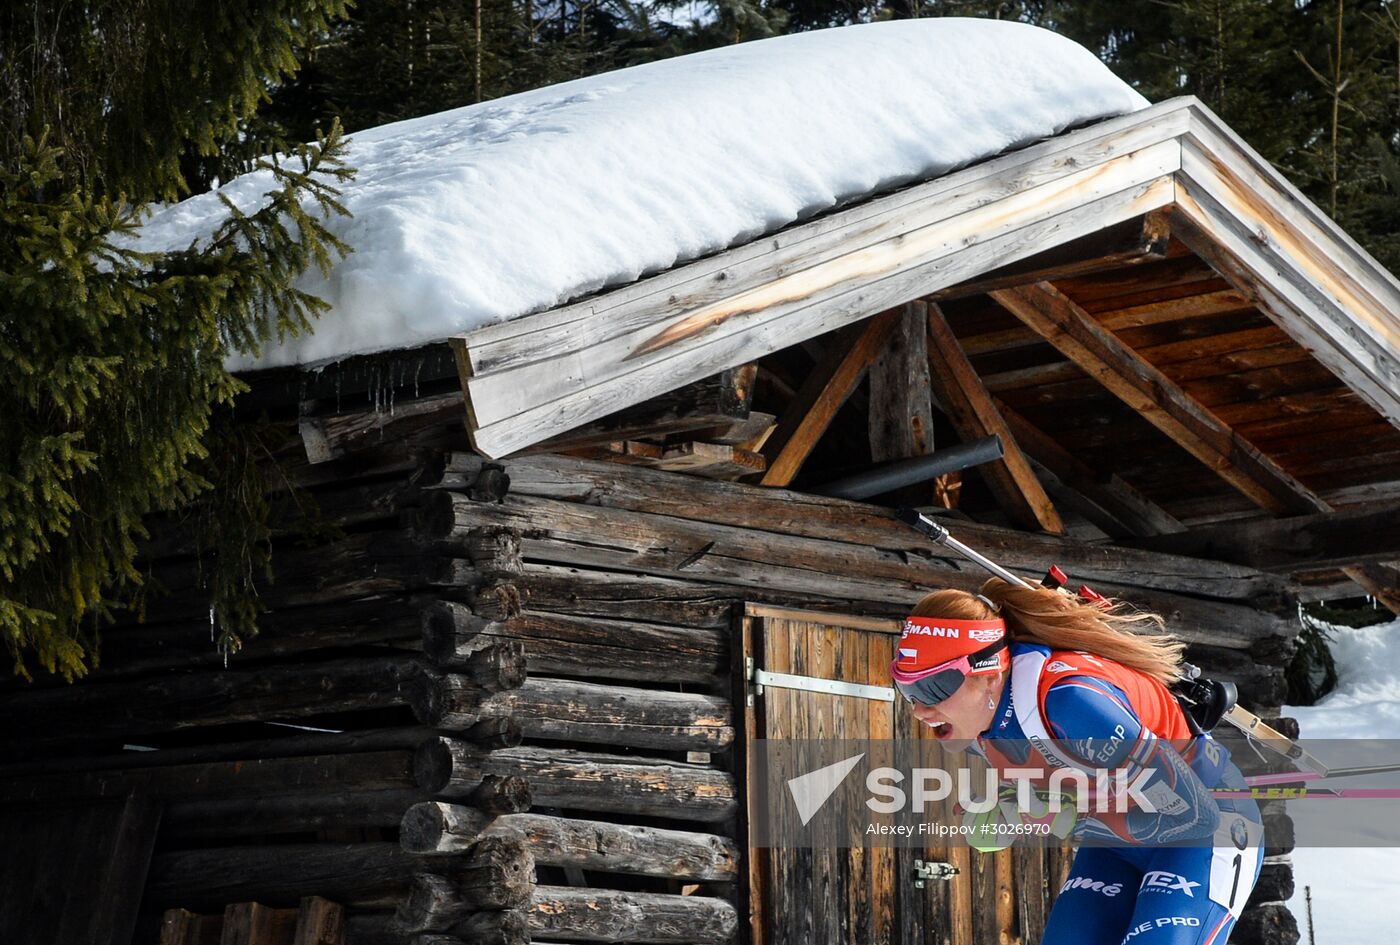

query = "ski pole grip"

[895,507,950,544]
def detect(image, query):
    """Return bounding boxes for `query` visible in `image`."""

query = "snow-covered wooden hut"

[3,18,1398,945]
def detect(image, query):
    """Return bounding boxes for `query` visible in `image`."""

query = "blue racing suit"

[979,643,1265,945]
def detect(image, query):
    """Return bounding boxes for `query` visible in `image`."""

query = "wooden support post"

[924,300,1064,534]
[761,311,901,487]
[868,302,936,464]
[988,282,1328,516]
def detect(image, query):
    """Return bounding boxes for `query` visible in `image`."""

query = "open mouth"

[927,720,953,740]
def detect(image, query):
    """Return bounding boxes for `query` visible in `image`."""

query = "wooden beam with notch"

[930,209,1172,302]
[760,312,901,487]
[988,282,1327,516]
[925,301,1064,534]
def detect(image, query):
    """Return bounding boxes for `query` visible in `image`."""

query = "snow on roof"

[130,18,1148,372]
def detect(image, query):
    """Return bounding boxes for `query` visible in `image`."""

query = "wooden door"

[740,604,1072,945]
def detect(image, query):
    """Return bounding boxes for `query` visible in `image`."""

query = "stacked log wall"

[0,390,1302,944]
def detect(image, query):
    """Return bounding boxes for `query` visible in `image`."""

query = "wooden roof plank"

[462,145,1180,438]
[925,301,1064,534]
[988,282,1327,515]
[456,128,1184,456]
[928,209,1171,302]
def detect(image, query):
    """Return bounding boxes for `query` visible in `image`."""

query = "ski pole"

[895,508,1035,590]
[894,507,1329,776]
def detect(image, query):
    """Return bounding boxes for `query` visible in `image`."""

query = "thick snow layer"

[1284,617,1400,940]
[126,18,1148,371]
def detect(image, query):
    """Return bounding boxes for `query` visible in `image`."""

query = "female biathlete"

[888,578,1264,945]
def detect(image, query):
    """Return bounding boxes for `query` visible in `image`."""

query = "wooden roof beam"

[1128,502,1400,573]
[759,311,900,487]
[929,209,1172,302]
[988,282,1327,516]
[1339,563,1400,614]
[925,301,1064,535]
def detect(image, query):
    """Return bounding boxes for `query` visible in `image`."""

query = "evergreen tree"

[0,2,354,678]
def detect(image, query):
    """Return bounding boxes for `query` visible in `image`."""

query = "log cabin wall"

[0,375,1302,945]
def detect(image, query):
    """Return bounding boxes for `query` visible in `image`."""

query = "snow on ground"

[1284,615,1400,942]
[123,18,1147,372]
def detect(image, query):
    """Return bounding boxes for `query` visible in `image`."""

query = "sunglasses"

[889,641,1007,707]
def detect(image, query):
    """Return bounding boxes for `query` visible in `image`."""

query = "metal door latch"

[912,859,959,888]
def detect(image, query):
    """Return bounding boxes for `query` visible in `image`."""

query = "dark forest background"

[247,0,1400,273]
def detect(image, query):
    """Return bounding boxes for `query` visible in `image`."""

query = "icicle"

[413,358,423,398]
[209,606,216,642]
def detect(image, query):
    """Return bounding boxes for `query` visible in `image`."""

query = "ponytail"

[908,579,1185,686]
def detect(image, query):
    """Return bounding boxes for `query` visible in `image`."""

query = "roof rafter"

[988,282,1326,516]
[925,302,1063,535]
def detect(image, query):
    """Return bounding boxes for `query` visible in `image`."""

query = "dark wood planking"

[1261,422,1400,462]
[1112,310,1275,353]
[1212,387,1374,427]
[991,282,1328,515]
[996,400,1186,538]
[1053,254,1224,309]
[1180,361,1346,409]
[1154,340,1316,385]
[0,796,161,945]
